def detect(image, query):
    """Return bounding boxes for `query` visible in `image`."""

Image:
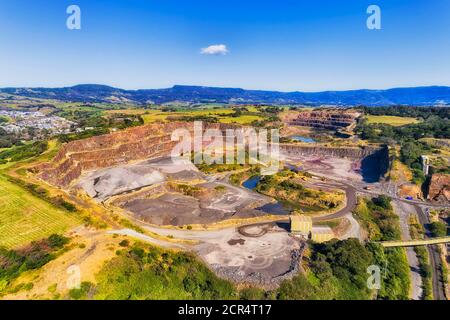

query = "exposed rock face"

[283,109,361,130]
[427,174,450,202]
[35,122,237,187]
[35,121,387,188]
[280,144,382,160]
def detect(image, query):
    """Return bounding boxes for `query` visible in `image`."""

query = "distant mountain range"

[1,84,450,106]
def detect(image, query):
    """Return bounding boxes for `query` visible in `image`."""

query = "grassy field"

[0,141,81,249]
[365,115,420,126]
[0,174,81,248]
[137,108,265,125]
[390,159,413,182]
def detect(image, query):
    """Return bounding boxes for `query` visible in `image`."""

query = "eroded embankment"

[34,122,389,189]
[33,122,237,187]
[281,144,389,182]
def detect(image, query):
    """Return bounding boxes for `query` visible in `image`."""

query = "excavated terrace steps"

[35,122,387,188]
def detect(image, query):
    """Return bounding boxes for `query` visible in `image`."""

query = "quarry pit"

[32,121,389,285]
[35,122,389,227]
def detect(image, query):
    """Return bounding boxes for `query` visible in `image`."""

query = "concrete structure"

[311,226,335,243]
[379,236,450,248]
[290,215,312,235]
[421,155,430,176]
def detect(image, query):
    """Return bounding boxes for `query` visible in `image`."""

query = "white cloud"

[200,44,229,55]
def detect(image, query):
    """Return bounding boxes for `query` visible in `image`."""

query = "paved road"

[391,201,423,300]
[414,205,446,301]
[311,182,358,222]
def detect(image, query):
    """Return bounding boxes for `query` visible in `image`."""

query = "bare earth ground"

[4,227,122,300]
[76,157,275,226]
[144,223,303,288]
[284,155,363,182]
[76,157,201,201]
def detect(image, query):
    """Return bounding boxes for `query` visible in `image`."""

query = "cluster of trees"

[352,196,411,299]
[0,141,48,164]
[360,106,450,119]
[57,110,144,143]
[172,115,218,123]
[0,128,22,149]
[429,221,448,237]
[357,117,449,142]
[79,239,383,300]
[356,106,449,186]
[88,244,236,300]
[278,239,375,300]
[0,234,69,295]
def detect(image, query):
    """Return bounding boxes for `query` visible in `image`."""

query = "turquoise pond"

[290,135,316,143]
[242,176,291,215]
[291,136,317,143]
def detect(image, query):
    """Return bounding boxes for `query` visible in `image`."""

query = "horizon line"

[1,83,450,94]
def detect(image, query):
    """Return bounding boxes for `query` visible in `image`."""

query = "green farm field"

[136,108,265,124]
[365,115,421,126]
[0,173,81,249]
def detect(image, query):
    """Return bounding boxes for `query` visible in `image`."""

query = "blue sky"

[0,0,449,91]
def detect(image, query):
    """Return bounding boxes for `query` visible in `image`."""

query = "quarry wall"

[35,122,388,188]
[282,109,361,130]
[279,144,383,160]
[427,173,450,202]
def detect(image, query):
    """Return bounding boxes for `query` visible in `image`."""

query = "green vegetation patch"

[429,221,448,237]
[352,195,410,299]
[0,234,69,295]
[0,141,48,163]
[91,244,236,300]
[255,169,343,212]
[278,239,375,300]
[365,115,420,127]
[0,174,81,249]
[357,106,450,186]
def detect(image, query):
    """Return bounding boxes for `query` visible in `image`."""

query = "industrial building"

[311,226,335,243]
[290,215,312,235]
[290,215,336,243]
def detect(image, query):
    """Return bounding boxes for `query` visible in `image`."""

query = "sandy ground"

[284,155,363,182]
[122,181,273,226]
[338,213,365,241]
[108,229,185,249]
[77,156,275,226]
[392,201,423,300]
[144,223,302,286]
[76,157,201,201]
[3,227,122,300]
